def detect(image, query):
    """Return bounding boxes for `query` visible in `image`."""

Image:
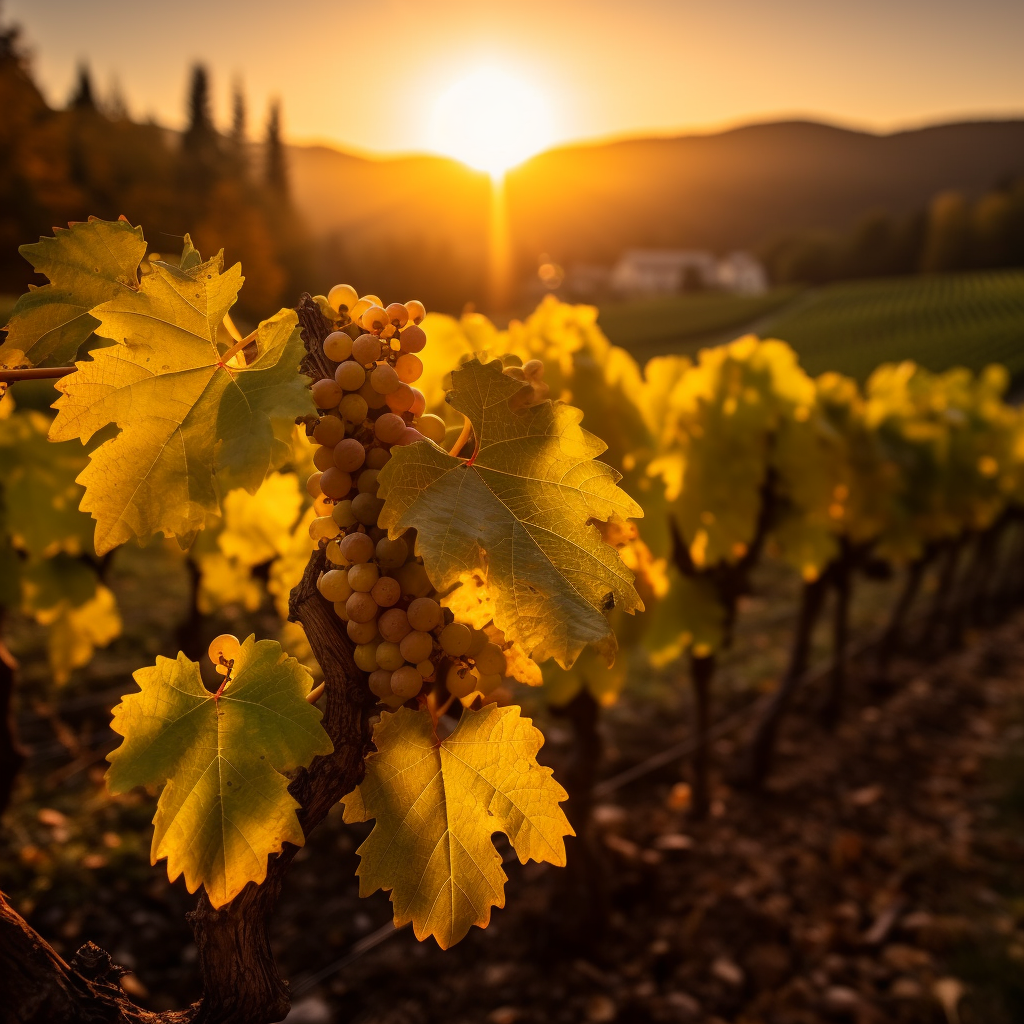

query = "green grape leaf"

[342,704,572,949]
[0,409,94,558]
[21,557,121,684]
[1,217,147,368]
[378,358,643,669]
[49,239,315,554]
[106,636,332,907]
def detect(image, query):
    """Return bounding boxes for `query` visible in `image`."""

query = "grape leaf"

[49,239,315,554]
[0,409,94,558]
[106,636,332,907]
[342,704,572,948]
[378,358,643,669]
[21,557,122,684]
[1,217,147,368]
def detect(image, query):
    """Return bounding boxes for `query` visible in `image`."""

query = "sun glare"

[429,67,554,177]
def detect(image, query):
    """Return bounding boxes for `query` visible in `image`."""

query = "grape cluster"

[504,357,550,410]
[305,286,509,708]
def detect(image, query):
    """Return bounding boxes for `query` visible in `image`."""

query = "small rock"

[891,976,923,1000]
[488,1009,519,1024]
[586,995,617,1022]
[654,833,694,851]
[37,808,67,827]
[592,804,628,828]
[710,957,745,987]
[850,785,883,807]
[822,985,860,1013]
[281,997,331,1024]
[663,991,701,1020]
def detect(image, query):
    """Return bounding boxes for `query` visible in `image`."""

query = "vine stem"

[0,366,75,383]
[449,415,473,458]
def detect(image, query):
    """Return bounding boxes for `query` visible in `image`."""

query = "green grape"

[394,426,426,447]
[466,628,489,657]
[325,539,348,565]
[370,363,401,395]
[370,575,401,608]
[378,607,411,642]
[375,536,408,569]
[348,562,380,593]
[339,393,368,424]
[415,659,434,678]
[407,597,441,632]
[399,324,426,354]
[313,445,336,471]
[477,672,503,695]
[360,305,390,334]
[347,618,379,644]
[523,358,544,380]
[353,643,379,673]
[374,413,407,444]
[445,663,479,699]
[439,622,472,657]
[409,389,426,417]
[385,383,415,413]
[339,531,374,563]
[386,302,409,328]
[366,447,391,470]
[473,642,506,675]
[359,380,388,409]
[357,469,380,495]
[306,471,323,498]
[405,299,426,324]
[346,591,378,623]
[335,360,365,391]
[328,283,358,313]
[319,467,353,500]
[317,569,353,603]
[332,599,350,621]
[361,293,382,307]
[368,669,393,699]
[208,634,241,672]
[349,298,373,322]
[375,641,405,672]
[395,353,422,384]
[311,378,342,409]
[309,516,341,542]
[399,630,433,664]
[312,415,346,448]
[416,414,446,445]
[334,437,366,473]
[395,560,432,599]
[351,492,384,526]
[332,500,357,529]
[352,333,381,365]
[390,665,423,700]
[323,331,354,362]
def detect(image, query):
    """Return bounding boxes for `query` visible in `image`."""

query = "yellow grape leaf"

[440,570,542,685]
[0,408,94,558]
[342,704,572,948]
[49,238,314,554]
[106,637,332,907]
[217,472,304,567]
[41,585,122,685]
[1,217,147,368]
[196,552,264,614]
[378,358,643,669]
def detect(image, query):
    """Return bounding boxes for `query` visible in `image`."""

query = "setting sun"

[428,66,555,177]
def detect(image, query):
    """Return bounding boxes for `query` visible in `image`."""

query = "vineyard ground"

[3,544,1024,1023]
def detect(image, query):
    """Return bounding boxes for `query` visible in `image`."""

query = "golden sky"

[9,0,1024,159]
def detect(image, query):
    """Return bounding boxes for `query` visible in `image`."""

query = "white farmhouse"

[610,249,767,296]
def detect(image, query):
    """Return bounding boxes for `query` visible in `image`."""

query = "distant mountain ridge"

[288,118,1024,277]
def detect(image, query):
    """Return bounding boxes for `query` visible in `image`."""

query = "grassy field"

[600,270,1024,386]
[597,288,799,353]
[762,269,1024,382]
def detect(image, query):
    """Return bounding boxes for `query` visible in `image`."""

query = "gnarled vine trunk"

[0,297,375,1024]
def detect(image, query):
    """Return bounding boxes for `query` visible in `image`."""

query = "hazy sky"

[8,0,1024,157]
